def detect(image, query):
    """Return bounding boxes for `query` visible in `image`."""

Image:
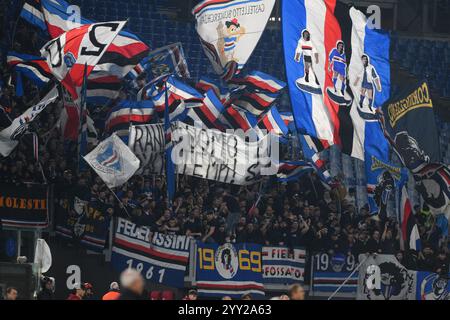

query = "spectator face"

[373,231,380,240]
[423,247,433,256]
[188,293,198,300]
[290,286,305,300]
[6,288,18,300]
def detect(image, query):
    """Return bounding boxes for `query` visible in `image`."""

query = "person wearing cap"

[102,282,120,300]
[67,283,85,300]
[118,269,146,300]
[182,289,198,300]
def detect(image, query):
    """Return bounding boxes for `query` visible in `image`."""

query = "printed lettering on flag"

[0,184,49,229]
[128,124,165,175]
[41,0,150,78]
[112,218,191,288]
[171,122,277,185]
[311,252,358,298]
[41,21,126,99]
[262,246,306,284]
[193,0,276,80]
[196,242,264,298]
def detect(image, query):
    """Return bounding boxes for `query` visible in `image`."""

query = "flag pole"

[106,185,132,219]
[77,63,88,175]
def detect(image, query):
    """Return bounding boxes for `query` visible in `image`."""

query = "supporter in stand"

[182,289,198,301]
[4,287,18,300]
[118,269,146,300]
[67,284,86,300]
[288,284,305,301]
[37,277,55,300]
[102,282,120,300]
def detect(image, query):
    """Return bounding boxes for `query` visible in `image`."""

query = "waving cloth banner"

[0,86,58,157]
[171,122,278,185]
[196,242,264,298]
[41,21,126,100]
[83,134,140,188]
[0,184,49,229]
[261,246,306,284]
[193,0,276,81]
[111,218,191,288]
[128,124,165,175]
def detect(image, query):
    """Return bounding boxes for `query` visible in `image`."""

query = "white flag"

[0,86,58,157]
[193,0,276,79]
[83,133,140,188]
[34,238,52,273]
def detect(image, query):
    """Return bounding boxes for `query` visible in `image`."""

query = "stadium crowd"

[0,15,449,301]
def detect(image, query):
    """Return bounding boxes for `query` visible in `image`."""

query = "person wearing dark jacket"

[365,230,382,254]
[118,268,146,300]
[37,277,54,300]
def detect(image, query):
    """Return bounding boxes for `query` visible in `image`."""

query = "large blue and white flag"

[282,0,339,143]
[345,7,391,160]
[193,0,276,81]
[83,134,140,188]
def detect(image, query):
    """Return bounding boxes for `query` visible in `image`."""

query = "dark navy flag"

[380,82,449,217]
[380,81,441,170]
[55,198,111,252]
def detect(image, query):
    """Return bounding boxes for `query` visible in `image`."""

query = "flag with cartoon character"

[357,254,415,300]
[380,81,449,218]
[193,0,276,81]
